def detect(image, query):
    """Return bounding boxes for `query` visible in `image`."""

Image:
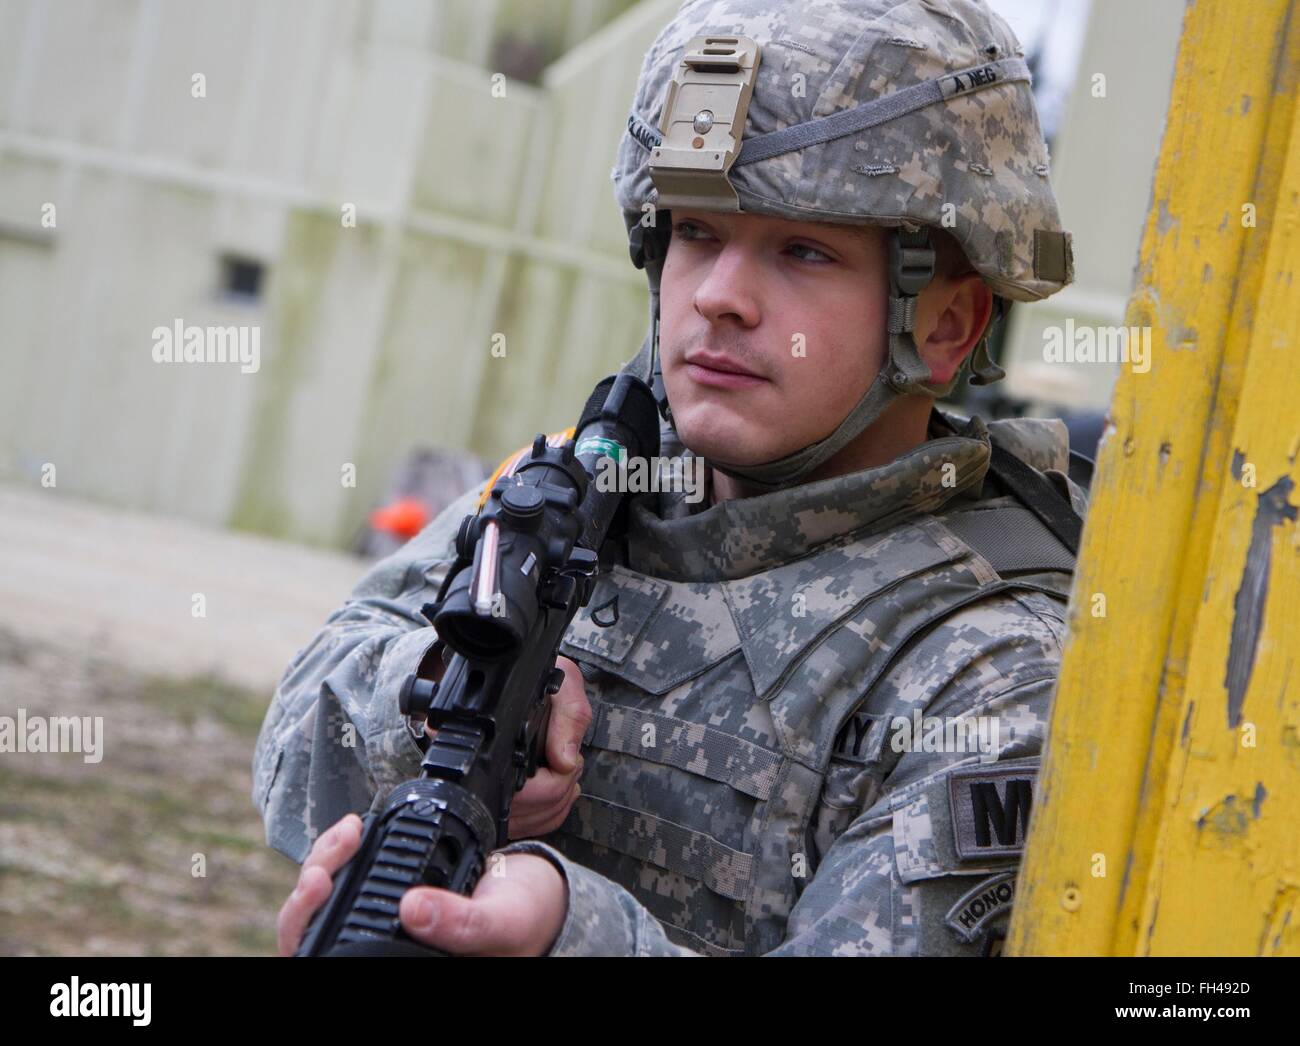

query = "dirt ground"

[0,626,299,956]
[0,484,380,955]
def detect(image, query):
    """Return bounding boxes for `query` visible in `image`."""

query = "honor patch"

[947,762,1035,860]
[944,871,1017,943]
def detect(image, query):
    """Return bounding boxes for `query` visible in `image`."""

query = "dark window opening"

[220,255,265,301]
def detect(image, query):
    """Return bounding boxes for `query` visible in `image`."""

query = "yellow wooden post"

[1008,0,1300,955]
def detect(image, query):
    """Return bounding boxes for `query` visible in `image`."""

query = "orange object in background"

[367,497,430,539]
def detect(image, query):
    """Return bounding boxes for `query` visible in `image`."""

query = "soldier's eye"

[787,242,834,263]
[672,220,712,241]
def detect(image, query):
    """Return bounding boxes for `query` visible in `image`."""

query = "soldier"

[259,0,1085,957]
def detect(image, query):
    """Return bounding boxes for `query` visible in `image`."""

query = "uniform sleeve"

[499,839,703,956]
[500,589,1067,957]
[251,482,485,863]
[770,682,1054,957]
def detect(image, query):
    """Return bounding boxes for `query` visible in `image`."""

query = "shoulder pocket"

[560,566,742,695]
[560,565,669,666]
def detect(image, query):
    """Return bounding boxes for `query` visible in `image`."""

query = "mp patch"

[944,870,1017,943]
[947,762,1035,860]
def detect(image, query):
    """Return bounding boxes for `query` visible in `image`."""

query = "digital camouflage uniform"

[253,0,1085,956]
[254,408,1087,956]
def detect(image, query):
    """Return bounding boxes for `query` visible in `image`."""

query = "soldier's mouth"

[684,362,768,389]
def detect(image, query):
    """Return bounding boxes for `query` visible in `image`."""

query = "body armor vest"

[547,415,1081,955]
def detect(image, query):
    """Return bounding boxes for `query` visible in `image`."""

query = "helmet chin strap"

[620,224,999,494]
[622,216,674,424]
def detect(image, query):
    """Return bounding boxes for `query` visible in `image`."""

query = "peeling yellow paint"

[1008,0,1300,957]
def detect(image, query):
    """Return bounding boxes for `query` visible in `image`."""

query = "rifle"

[297,373,660,956]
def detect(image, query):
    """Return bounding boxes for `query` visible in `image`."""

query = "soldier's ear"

[915,273,993,386]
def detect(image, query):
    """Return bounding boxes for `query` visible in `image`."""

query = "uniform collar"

[626,411,992,582]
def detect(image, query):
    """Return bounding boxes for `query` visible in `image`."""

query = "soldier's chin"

[675,420,782,467]
[666,392,774,454]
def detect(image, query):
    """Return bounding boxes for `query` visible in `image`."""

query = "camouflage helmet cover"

[615,0,1074,302]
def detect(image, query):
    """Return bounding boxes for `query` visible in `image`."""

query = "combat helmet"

[615,0,1075,491]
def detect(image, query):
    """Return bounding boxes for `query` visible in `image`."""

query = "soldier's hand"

[277,814,567,957]
[277,813,363,956]
[421,654,589,840]
[398,852,567,956]
[507,655,590,839]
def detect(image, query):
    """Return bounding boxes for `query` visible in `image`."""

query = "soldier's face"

[658,209,890,466]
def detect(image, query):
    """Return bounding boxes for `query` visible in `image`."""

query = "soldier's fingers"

[301,813,363,876]
[398,886,501,955]
[277,864,333,956]
[514,762,581,809]
[507,778,581,839]
[546,656,592,773]
[398,856,564,956]
[524,782,582,837]
[513,773,581,827]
